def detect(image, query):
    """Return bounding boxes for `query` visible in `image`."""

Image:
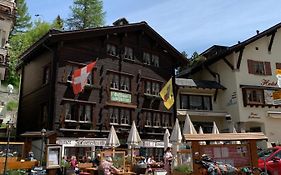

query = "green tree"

[52,15,64,30]
[66,0,105,30]
[6,20,52,86]
[12,0,32,33]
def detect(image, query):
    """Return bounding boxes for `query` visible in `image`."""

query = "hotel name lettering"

[111,91,131,103]
[56,139,106,147]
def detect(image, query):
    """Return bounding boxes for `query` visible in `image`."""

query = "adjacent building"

[179,22,281,143]
[0,0,16,82]
[16,19,188,160]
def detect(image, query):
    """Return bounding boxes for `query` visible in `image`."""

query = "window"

[107,44,117,56]
[43,66,50,85]
[65,103,77,121]
[124,47,134,60]
[110,73,131,91]
[276,63,281,69]
[109,107,131,125]
[109,108,119,124]
[180,94,212,110]
[151,55,159,67]
[247,59,272,75]
[245,89,264,105]
[162,114,170,127]
[145,112,152,126]
[143,52,151,65]
[120,109,130,125]
[144,80,161,96]
[111,74,119,89]
[79,105,92,123]
[153,113,161,127]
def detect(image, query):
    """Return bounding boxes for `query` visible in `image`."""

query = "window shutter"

[276,63,281,69]
[247,59,254,74]
[264,62,272,75]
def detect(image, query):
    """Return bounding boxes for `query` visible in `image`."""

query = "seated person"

[98,156,120,175]
[93,153,101,167]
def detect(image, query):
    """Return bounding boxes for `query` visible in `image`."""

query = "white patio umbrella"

[183,114,197,134]
[127,121,142,164]
[198,126,206,145]
[105,125,120,148]
[211,121,223,144]
[231,126,241,144]
[164,129,172,150]
[170,118,182,168]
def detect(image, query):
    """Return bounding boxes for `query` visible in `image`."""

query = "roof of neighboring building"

[176,78,226,90]
[18,19,188,69]
[179,21,281,77]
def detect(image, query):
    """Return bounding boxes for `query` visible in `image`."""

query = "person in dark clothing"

[93,153,101,167]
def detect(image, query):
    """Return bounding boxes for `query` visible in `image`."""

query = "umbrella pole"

[131,147,134,166]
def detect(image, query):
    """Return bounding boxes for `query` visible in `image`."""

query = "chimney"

[256,30,259,35]
[113,18,129,26]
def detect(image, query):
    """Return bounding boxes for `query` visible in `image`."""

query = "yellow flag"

[160,78,174,110]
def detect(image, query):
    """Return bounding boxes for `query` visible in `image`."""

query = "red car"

[258,146,281,175]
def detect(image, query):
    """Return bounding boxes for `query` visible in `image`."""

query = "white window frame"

[110,108,119,124]
[107,44,117,56]
[143,52,151,65]
[151,54,159,67]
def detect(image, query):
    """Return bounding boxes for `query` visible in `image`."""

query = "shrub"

[6,101,18,111]
[173,164,192,174]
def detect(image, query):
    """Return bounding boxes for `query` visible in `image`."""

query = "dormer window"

[143,52,151,65]
[107,44,117,56]
[151,55,159,67]
[124,47,134,60]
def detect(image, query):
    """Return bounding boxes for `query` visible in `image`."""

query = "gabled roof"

[180,21,281,77]
[18,20,188,68]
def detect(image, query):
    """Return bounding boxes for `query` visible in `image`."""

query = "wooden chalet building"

[16,18,188,159]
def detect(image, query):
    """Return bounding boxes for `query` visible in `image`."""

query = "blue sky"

[25,0,281,55]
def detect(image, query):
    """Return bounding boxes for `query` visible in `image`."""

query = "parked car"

[258,146,281,175]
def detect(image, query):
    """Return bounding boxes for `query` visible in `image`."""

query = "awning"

[184,132,267,141]
[177,110,228,117]
[176,78,226,90]
[21,130,56,138]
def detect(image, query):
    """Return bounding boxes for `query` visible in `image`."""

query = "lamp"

[3,120,14,175]
[40,128,46,167]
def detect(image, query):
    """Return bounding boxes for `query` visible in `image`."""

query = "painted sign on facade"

[110,91,131,103]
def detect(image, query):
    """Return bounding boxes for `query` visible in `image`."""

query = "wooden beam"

[236,48,244,69]
[268,31,276,52]
[222,57,234,70]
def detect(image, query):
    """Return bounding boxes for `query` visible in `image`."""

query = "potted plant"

[173,164,192,175]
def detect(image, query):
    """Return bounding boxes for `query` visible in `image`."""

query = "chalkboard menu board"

[200,144,251,167]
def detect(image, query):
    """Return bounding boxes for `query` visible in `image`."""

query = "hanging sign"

[110,91,131,103]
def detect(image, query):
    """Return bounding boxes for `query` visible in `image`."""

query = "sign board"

[110,91,131,103]
[56,138,106,147]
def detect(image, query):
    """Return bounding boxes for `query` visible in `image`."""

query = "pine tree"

[66,0,105,30]
[52,15,64,30]
[12,0,32,33]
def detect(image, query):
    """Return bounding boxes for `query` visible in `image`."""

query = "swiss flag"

[72,61,96,95]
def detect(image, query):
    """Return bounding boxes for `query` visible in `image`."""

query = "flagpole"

[172,75,177,124]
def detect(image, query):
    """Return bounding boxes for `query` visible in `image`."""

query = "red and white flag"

[72,61,96,95]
